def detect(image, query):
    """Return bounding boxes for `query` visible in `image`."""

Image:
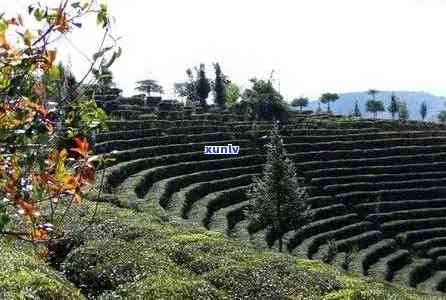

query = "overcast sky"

[8,0,446,101]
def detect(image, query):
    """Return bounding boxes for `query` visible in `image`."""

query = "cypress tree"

[213,63,226,109]
[420,101,428,121]
[353,100,361,117]
[388,93,399,120]
[246,121,312,252]
[399,101,409,121]
[196,63,211,107]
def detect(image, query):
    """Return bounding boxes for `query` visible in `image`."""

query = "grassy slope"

[1,197,444,300]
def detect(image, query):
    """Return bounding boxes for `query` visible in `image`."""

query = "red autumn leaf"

[17,199,36,216]
[5,18,18,25]
[70,137,91,157]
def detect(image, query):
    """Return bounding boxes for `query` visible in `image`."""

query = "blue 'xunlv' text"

[203,144,240,155]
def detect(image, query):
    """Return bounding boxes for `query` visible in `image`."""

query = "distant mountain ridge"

[300,91,446,121]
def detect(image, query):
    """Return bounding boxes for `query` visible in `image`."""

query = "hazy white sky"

[8,0,446,100]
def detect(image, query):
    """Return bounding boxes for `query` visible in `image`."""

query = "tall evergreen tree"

[135,79,164,97]
[420,101,428,121]
[196,63,211,107]
[388,93,399,120]
[399,101,409,121]
[353,100,361,117]
[213,63,226,109]
[246,122,312,252]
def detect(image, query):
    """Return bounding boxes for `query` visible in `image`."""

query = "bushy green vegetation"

[2,200,440,299]
[0,242,85,300]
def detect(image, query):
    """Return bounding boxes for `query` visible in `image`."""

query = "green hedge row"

[137,113,157,120]
[157,111,181,120]
[285,136,446,153]
[367,249,412,282]
[232,124,278,132]
[104,151,212,191]
[306,195,336,209]
[367,207,446,224]
[286,213,360,250]
[283,131,446,144]
[228,121,272,126]
[202,185,250,228]
[110,110,141,119]
[407,259,435,287]
[313,170,446,187]
[179,174,255,218]
[164,126,232,135]
[300,121,377,129]
[306,161,446,179]
[190,113,246,122]
[310,204,347,221]
[116,104,144,110]
[157,165,262,208]
[105,149,260,192]
[324,176,446,195]
[135,155,264,199]
[225,203,249,233]
[293,221,373,258]
[400,228,446,244]
[315,231,382,263]
[336,186,446,205]
[118,97,146,106]
[290,145,446,164]
[361,239,397,276]
[427,247,446,258]
[381,250,412,282]
[434,256,446,270]
[304,185,324,197]
[413,237,446,252]
[299,152,446,173]
[356,199,446,216]
[436,272,446,292]
[96,132,240,153]
[334,230,382,254]
[106,119,223,131]
[107,139,254,167]
[95,128,163,143]
[283,128,380,136]
[382,217,446,237]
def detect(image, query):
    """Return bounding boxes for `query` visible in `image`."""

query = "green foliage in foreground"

[0,243,85,300]
[1,200,443,299]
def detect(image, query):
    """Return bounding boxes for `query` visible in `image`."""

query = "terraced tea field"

[93,97,446,295]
